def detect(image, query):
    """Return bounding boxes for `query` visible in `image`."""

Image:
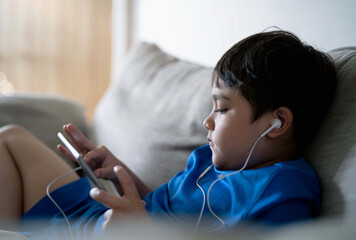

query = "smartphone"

[57,132,106,191]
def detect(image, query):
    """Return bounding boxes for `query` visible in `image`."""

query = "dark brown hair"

[213,30,337,152]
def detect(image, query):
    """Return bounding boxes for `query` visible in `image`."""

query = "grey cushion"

[306,47,356,222]
[0,93,89,168]
[93,42,213,188]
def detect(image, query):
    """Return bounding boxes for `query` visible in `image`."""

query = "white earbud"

[260,118,282,138]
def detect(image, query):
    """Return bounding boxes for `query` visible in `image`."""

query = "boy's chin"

[212,155,226,170]
[212,154,245,171]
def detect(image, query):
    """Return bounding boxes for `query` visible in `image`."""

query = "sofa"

[0,42,355,239]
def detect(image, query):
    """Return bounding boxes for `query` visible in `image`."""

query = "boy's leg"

[0,125,79,222]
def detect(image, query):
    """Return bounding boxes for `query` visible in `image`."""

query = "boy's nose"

[203,115,214,131]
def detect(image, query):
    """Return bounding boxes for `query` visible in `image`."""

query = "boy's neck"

[251,144,298,170]
[251,156,290,169]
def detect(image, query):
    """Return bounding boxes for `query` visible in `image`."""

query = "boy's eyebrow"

[212,94,230,101]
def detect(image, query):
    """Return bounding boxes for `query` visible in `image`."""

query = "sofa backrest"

[306,47,356,222]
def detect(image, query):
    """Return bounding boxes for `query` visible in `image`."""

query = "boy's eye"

[215,109,227,114]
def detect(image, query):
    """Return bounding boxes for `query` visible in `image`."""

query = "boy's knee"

[0,124,29,139]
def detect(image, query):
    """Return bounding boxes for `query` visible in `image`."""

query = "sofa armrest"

[0,93,89,168]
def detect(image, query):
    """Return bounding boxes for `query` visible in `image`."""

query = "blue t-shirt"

[144,145,321,230]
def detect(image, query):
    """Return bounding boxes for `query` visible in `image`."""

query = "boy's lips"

[207,137,214,147]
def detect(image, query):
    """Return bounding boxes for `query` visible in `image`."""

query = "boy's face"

[204,82,270,170]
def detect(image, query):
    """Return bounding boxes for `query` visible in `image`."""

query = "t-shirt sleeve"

[255,199,314,224]
[245,170,320,224]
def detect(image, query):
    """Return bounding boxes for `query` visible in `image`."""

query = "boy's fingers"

[93,168,116,180]
[82,147,114,175]
[83,147,107,165]
[90,188,123,209]
[114,166,140,199]
[57,144,76,161]
[63,124,96,154]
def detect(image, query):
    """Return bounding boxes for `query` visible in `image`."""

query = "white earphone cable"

[195,134,265,232]
[46,166,82,240]
[193,164,213,230]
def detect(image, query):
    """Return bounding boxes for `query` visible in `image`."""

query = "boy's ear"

[268,107,293,138]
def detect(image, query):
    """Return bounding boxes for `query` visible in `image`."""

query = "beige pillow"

[306,47,356,223]
[93,42,213,188]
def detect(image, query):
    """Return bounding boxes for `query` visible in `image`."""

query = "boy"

[0,30,336,237]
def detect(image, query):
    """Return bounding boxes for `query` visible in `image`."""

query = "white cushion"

[93,42,213,188]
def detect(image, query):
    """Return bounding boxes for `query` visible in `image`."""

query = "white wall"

[112,0,356,80]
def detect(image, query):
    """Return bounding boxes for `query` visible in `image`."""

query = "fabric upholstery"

[93,42,213,188]
[0,93,89,168]
[306,47,356,222]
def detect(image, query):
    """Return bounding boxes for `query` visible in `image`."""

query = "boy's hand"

[57,124,121,181]
[90,166,152,231]
[58,124,96,159]
[58,123,153,197]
